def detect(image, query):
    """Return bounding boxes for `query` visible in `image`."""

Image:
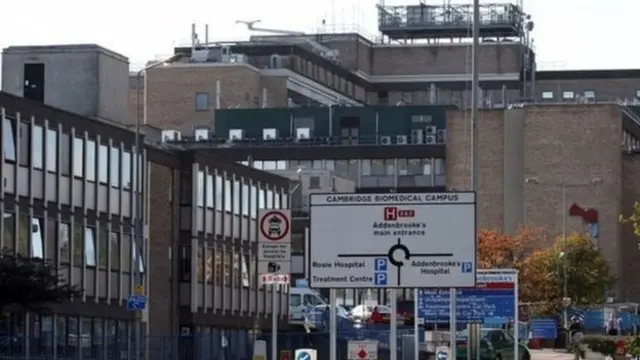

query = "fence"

[0,328,429,360]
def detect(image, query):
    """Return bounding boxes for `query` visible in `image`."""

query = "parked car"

[456,328,531,360]
[396,300,416,326]
[304,305,353,331]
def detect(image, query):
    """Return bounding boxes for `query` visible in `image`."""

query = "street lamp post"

[524,177,602,334]
[133,54,182,360]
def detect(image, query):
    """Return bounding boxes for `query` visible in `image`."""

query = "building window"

[206,174,215,208]
[84,228,96,267]
[73,137,84,177]
[110,232,120,270]
[233,179,241,214]
[266,190,273,209]
[59,133,70,175]
[215,175,223,210]
[59,223,70,264]
[122,151,132,189]
[72,223,84,265]
[195,92,209,112]
[3,118,16,162]
[258,189,266,209]
[31,218,44,259]
[86,139,96,181]
[98,144,108,183]
[562,91,574,100]
[99,228,108,269]
[224,179,232,212]
[635,90,640,99]
[309,176,321,189]
[197,171,205,207]
[18,122,29,167]
[46,128,57,172]
[541,91,554,100]
[122,233,131,272]
[250,185,258,219]
[584,90,596,99]
[32,125,44,169]
[110,147,120,187]
[242,184,249,216]
[132,236,144,273]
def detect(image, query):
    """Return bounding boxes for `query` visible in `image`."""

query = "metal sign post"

[258,209,292,360]
[413,289,419,360]
[329,289,337,360]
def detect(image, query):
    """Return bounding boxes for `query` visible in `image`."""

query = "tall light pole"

[524,177,602,332]
[133,53,182,360]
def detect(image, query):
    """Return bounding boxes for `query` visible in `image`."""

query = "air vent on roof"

[161,130,181,143]
[380,136,391,145]
[263,128,278,140]
[229,129,244,141]
[425,135,437,144]
[195,129,210,141]
[396,135,408,145]
[191,49,209,62]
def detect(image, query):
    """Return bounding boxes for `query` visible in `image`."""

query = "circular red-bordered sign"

[259,210,290,241]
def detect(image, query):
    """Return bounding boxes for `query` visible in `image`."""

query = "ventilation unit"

[229,129,245,141]
[195,129,210,141]
[425,126,437,135]
[220,46,232,62]
[191,49,209,62]
[263,128,278,140]
[380,136,392,145]
[437,129,447,144]
[161,130,181,143]
[270,54,282,69]
[295,127,310,141]
[425,135,437,144]
[411,129,424,144]
[396,135,408,145]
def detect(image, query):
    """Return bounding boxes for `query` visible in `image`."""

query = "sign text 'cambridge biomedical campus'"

[308,192,477,288]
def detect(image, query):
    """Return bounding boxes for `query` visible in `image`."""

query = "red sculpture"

[569,203,599,223]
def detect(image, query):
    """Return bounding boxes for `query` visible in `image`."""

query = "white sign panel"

[258,209,291,277]
[309,192,476,288]
[348,340,378,360]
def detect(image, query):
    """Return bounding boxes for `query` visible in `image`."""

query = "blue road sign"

[530,318,557,339]
[418,285,515,324]
[374,258,388,286]
[461,262,473,273]
[375,258,388,271]
[374,272,387,286]
[437,350,448,360]
[126,295,146,311]
[296,350,312,360]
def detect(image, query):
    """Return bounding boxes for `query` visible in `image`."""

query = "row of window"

[195,171,288,217]
[179,243,253,287]
[245,158,445,181]
[539,89,640,101]
[2,213,143,272]
[0,313,138,358]
[2,118,140,189]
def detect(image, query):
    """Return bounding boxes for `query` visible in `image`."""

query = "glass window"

[325,160,335,171]
[46,128,57,172]
[197,171,204,207]
[224,179,232,212]
[73,138,84,177]
[3,118,16,161]
[85,228,96,266]
[371,159,384,175]
[266,190,274,208]
[110,147,120,187]
[122,151,132,189]
[361,159,371,175]
[562,91,574,99]
[276,160,287,170]
[19,122,29,167]
[72,223,84,265]
[215,175,223,210]
[263,161,276,170]
[122,233,131,272]
[98,144,108,183]
[233,180,240,214]
[242,184,249,215]
[206,174,214,208]
[274,193,281,209]
[258,189,265,209]
[31,218,43,259]
[60,133,70,175]
[584,90,596,99]
[408,159,421,175]
[254,161,263,170]
[398,159,408,175]
[3,213,15,251]
[98,228,108,269]
[110,232,120,270]
[46,218,56,260]
[250,185,257,218]
[132,235,144,273]
[86,140,96,181]
[195,92,209,111]
[32,125,44,169]
[385,159,395,175]
[423,159,432,175]
[541,91,553,100]
[59,223,70,264]
[434,159,445,175]
[18,213,29,255]
[282,193,288,209]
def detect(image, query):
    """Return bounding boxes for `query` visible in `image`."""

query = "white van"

[289,287,329,325]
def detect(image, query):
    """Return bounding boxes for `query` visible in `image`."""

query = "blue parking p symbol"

[375,258,387,271]
[374,272,387,286]
[461,262,473,273]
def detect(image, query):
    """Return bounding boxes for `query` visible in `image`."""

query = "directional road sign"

[126,295,146,311]
[308,192,477,288]
[295,349,317,360]
[258,209,291,278]
[436,346,450,360]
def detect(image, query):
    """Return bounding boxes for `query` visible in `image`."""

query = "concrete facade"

[2,44,129,123]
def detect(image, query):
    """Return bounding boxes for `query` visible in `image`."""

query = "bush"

[583,335,627,356]
[625,336,640,358]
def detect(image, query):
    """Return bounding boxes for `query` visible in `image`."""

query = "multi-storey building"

[0,44,292,357]
[158,102,640,304]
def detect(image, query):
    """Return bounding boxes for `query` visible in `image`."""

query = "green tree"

[621,202,640,246]
[546,233,615,306]
[0,249,82,315]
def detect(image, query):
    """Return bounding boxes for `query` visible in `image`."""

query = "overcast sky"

[0,0,634,71]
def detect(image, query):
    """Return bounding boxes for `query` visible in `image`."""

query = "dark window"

[84,228,96,267]
[59,223,70,264]
[309,176,321,189]
[59,133,71,175]
[122,233,131,272]
[110,232,120,270]
[195,92,209,111]
[180,245,191,281]
[72,223,84,266]
[23,63,45,103]
[3,118,16,162]
[2,212,15,251]
[99,228,108,269]
[19,122,29,167]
